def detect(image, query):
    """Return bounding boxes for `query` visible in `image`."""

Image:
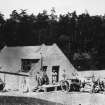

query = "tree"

[0,12,5,49]
[2,9,105,70]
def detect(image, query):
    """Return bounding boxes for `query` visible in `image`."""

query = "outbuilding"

[0,44,76,91]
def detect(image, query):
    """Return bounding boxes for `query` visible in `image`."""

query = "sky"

[0,0,105,18]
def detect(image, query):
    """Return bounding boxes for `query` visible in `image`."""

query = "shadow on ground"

[0,95,62,105]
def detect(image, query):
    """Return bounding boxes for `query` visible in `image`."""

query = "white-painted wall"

[0,44,76,91]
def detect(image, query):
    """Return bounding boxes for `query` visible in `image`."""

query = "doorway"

[52,66,59,83]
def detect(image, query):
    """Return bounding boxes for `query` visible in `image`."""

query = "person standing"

[52,70,57,84]
[36,72,42,86]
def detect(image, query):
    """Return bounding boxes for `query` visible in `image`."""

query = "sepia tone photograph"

[0,0,105,105]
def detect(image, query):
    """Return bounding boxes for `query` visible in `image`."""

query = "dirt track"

[0,91,105,105]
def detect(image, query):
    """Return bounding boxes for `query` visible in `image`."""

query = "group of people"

[81,78,105,93]
[35,68,59,87]
[92,79,105,93]
[36,71,49,86]
[35,68,105,93]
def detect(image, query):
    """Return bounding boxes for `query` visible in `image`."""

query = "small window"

[42,66,47,71]
[21,59,31,72]
[21,59,39,72]
[52,66,59,73]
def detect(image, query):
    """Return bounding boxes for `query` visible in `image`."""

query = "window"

[21,59,39,72]
[42,66,47,71]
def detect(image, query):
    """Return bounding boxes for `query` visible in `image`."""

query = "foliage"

[0,9,105,70]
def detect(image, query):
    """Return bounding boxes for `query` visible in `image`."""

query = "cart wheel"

[60,80,70,92]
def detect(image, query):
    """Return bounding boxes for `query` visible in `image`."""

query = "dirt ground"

[0,91,105,105]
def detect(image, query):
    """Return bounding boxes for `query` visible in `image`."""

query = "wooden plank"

[0,71,29,77]
[41,84,60,92]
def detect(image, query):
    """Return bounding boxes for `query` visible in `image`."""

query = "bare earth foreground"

[0,91,105,105]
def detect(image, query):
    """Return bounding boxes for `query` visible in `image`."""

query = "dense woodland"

[0,9,105,70]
